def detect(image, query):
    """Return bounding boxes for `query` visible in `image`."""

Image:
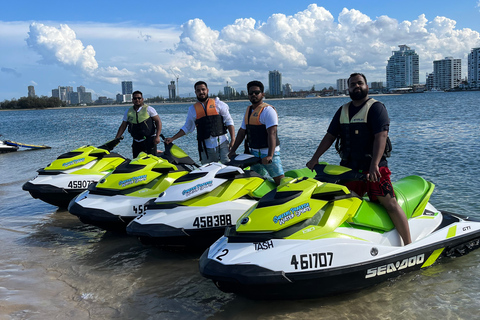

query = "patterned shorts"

[343,166,395,201]
[249,150,285,179]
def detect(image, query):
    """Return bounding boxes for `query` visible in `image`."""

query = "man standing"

[306,73,411,245]
[115,90,162,158]
[165,81,235,164]
[228,80,285,185]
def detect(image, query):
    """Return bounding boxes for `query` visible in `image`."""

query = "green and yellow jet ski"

[68,141,198,232]
[199,163,480,299]
[23,138,126,208]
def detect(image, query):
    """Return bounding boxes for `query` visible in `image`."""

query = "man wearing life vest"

[165,81,235,164]
[228,80,285,185]
[115,90,162,158]
[306,73,411,245]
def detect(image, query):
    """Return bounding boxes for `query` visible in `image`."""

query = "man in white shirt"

[165,81,235,164]
[228,80,284,185]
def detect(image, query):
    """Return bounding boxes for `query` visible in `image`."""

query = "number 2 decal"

[216,249,229,261]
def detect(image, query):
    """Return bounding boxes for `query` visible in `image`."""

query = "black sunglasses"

[249,90,262,95]
[132,97,143,100]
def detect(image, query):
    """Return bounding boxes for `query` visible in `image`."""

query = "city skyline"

[2,1,480,101]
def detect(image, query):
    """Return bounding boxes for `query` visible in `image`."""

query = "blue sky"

[1,1,480,101]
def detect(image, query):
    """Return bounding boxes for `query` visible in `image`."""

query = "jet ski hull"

[127,199,256,248]
[199,211,480,299]
[23,174,103,208]
[68,192,153,232]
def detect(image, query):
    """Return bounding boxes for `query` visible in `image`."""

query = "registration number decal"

[290,252,334,270]
[67,180,95,189]
[193,214,232,228]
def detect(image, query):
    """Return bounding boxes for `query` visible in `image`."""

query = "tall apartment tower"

[283,83,292,97]
[468,47,480,88]
[122,81,133,95]
[432,57,462,90]
[28,86,36,98]
[168,81,176,101]
[386,45,419,88]
[268,70,282,96]
[336,78,348,93]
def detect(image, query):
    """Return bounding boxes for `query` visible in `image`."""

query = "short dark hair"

[132,90,143,97]
[194,81,208,90]
[347,73,367,85]
[247,80,264,93]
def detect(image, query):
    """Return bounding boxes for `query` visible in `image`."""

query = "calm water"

[1,92,479,319]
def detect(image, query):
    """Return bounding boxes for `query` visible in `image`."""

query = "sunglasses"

[132,97,143,100]
[248,90,262,95]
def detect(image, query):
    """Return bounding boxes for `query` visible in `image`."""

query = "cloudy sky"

[1,0,480,101]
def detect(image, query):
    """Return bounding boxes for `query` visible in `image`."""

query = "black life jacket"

[335,99,391,171]
[127,105,156,140]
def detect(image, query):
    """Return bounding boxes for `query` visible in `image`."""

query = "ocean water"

[0,91,479,319]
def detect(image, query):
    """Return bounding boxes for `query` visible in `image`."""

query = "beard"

[197,95,208,102]
[349,88,368,101]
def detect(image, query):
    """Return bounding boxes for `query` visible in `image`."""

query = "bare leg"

[377,194,412,245]
[273,174,285,185]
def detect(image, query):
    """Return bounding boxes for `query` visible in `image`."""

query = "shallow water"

[0,91,479,319]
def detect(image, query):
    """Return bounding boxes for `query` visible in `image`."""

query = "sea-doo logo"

[62,158,85,167]
[365,254,425,278]
[273,203,311,225]
[118,175,147,187]
[182,180,213,196]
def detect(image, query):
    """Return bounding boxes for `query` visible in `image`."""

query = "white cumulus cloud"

[26,22,98,74]
[19,4,480,97]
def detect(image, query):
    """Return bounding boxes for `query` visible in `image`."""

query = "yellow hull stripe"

[422,248,445,268]
[422,225,458,268]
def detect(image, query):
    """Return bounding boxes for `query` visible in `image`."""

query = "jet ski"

[23,138,126,208]
[0,140,19,153]
[199,163,480,299]
[68,141,199,232]
[126,154,316,248]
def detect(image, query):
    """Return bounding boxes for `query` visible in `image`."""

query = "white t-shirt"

[240,105,280,153]
[180,97,234,149]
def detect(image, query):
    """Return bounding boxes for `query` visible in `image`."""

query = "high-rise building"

[168,81,176,101]
[386,45,419,88]
[268,70,282,96]
[432,57,461,90]
[122,81,133,95]
[370,82,384,90]
[282,83,292,97]
[468,47,480,88]
[80,92,92,104]
[336,79,348,93]
[77,86,86,94]
[28,86,36,98]
[224,85,236,98]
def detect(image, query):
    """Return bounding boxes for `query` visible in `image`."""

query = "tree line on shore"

[1,96,66,110]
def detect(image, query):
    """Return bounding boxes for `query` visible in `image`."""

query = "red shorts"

[343,166,395,201]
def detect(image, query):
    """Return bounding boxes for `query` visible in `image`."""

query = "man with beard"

[165,81,235,164]
[115,90,162,158]
[306,73,411,245]
[228,80,285,185]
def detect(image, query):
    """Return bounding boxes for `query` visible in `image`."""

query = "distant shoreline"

[0,94,403,112]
